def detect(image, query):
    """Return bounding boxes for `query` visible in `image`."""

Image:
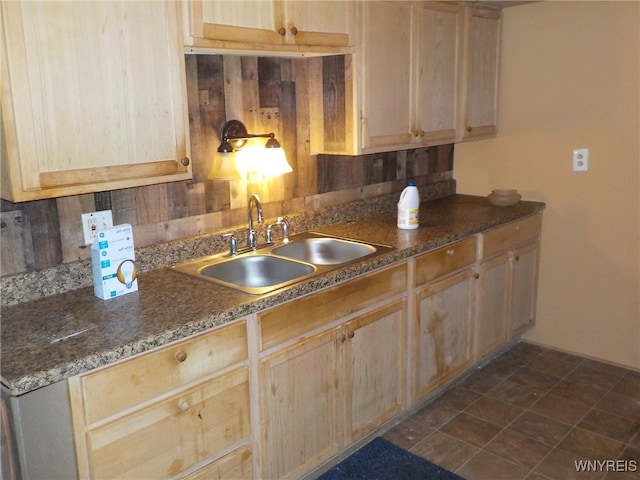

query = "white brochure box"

[91,224,137,300]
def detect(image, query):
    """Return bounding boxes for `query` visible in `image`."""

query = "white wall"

[455,1,640,369]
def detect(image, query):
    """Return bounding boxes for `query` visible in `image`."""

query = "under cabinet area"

[475,214,543,359]
[68,321,251,479]
[413,237,476,401]
[257,264,407,479]
[183,0,354,52]
[1,1,191,201]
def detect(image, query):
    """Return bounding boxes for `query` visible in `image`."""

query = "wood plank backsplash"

[0,55,454,277]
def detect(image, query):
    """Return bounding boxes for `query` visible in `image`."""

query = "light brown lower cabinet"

[183,446,252,480]
[259,300,406,479]
[60,216,541,479]
[69,321,251,479]
[475,215,542,359]
[414,269,475,400]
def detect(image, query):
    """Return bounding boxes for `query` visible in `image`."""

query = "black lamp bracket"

[221,120,275,150]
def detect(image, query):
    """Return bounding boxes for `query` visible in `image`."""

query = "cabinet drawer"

[259,263,407,350]
[79,321,247,424]
[415,237,477,286]
[481,214,542,259]
[184,446,252,480]
[86,367,250,479]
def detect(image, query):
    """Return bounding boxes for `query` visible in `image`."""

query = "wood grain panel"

[415,237,477,286]
[184,447,252,480]
[415,269,474,399]
[80,321,247,424]
[23,199,62,269]
[87,367,250,479]
[481,214,542,259]
[259,263,408,350]
[0,210,31,275]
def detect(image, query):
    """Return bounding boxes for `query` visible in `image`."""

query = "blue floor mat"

[316,437,466,480]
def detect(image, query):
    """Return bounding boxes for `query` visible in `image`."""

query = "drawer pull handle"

[446,249,455,257]
[175,351,187,363]
[347,330,355,339]
[179,401,190,412]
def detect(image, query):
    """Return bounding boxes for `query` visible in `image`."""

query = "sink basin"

[185,255,315,295]
[273,237,377,265]
[170,232,394,295]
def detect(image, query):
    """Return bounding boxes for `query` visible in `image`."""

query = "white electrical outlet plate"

[81,210,113,245]
[573,148,589,172]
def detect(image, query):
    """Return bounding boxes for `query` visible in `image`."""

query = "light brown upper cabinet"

[461,7,501,141]
[360,2,464,153]
[183,0,355,54]
[357,1,500,154]
[1,1,191,202]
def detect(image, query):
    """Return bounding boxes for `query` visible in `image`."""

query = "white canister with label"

[397,182,420,230]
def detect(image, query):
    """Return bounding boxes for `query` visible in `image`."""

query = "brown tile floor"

[383,342,640,480]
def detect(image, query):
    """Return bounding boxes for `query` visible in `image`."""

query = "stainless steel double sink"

[170,232,394,295]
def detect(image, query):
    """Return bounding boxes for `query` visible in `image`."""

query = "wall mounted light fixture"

[208,120,292,181]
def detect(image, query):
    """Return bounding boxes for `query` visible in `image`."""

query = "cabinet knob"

[290,26,298,36]
[419,130,425,138]
[175,350,187,362]
[347,330,355,339]
[473,273,480,279]
[179,401,190,412]
[180,157,190,167]
[446,249,455,257]
[467,126,473,132]
[514,255,520,262]
[338,334,347,343]
[277,27,286,36]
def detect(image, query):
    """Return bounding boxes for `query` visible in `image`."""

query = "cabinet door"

[281,1,353,47]
[462,7,501,140]
[415,270,474,400]
[185,0,281,45]
[184,0,352,48]
[361,1,413,150]
[415,2,464,145]
[85,367,250,479]
[345,300,407,442]
[475,252,509,360]
[259,328,341,480]
[1,1,191,201]
[184,446,252,480]
[509,241,539,338]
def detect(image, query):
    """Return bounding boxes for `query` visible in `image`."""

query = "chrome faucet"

[247,194,264,249]
[266,217,290,243]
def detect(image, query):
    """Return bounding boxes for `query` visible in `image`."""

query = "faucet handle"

[222,233,238,256]
[266,217,290,243]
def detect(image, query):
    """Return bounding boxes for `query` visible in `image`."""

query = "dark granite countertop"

[1,194,544,395]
